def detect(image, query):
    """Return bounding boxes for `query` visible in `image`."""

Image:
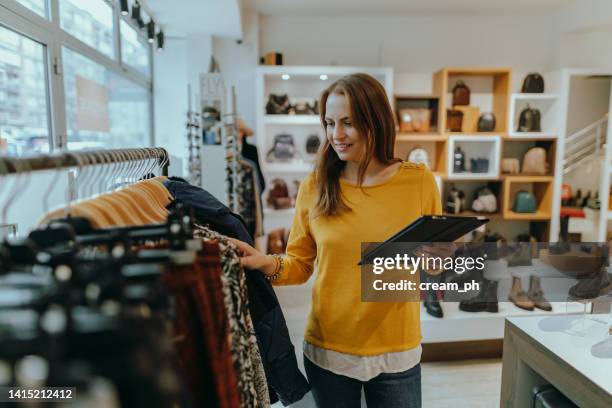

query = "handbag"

[477,113,496,132]
[517,105,542,132]
[266,134,296,161]
[447,110,464,132]
[470,158,489,173]
[521,73,545,93]
[306,134,321,154]
[472,187,497,213]
[399,108,431,132]
[502,158,520,174]
[407,147,430,168]
[267,179,293,210]
[521,147,548,174]
[267,228,287,254]
[513,191,537,213]
[453,146,466,173]
[452,81,470,106]
[266,94,291,114]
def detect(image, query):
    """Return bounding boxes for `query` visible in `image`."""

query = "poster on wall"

[76,75,110,133]
[200,72,225,145]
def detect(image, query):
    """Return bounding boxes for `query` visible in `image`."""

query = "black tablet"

[357,215,489,265]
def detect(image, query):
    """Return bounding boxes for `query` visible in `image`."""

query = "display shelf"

[503,210,552,221]
[503,177,553,220]
[421,300,586,343]
[508,93,558,138]
[502,175,554,182]
[394,94,441,134]
[504,132,557,140]
[447,135,501,179]
[448,132,505,137]
[263,161,314,173]
[264,115,320,125]
[443,211,503,220]
[396,133,445,141]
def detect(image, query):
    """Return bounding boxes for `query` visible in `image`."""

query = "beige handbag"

[502,158,520,174]
[399,109,431,133]
[521,147,548,174]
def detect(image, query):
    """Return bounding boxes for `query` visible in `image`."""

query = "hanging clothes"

[241,138,266,194]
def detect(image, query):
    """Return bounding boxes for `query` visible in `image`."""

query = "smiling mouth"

[335,143,353,151]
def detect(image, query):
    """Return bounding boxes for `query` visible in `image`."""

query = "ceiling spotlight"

[156,31,164,51]
[131,1,141,22]
[147,20,155,43]
[281,74,290,80]
[320,74,328,80]
[119,0,129,15]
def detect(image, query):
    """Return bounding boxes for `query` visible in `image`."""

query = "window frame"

[0,0,154,151]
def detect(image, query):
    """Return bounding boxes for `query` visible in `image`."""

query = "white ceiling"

[145,0,242,38]
[245,0,574,16]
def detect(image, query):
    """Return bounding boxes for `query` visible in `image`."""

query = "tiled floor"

[272,281,502,407]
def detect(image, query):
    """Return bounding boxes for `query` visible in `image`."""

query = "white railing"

[563,114,609,174]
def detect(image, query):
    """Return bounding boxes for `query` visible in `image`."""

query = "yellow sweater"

[274,162,442,356]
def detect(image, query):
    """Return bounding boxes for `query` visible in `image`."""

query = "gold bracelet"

[265,254,283,281]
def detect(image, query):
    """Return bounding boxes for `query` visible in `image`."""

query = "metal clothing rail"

[0,147,169,176]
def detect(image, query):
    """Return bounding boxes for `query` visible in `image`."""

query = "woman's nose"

[333,124,345,140]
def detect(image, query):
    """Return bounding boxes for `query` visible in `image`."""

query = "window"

[120,20,150,76]
[0,25,50,155]
[16,0,48,19]
[59,0,114,59]
[62,47,150,150]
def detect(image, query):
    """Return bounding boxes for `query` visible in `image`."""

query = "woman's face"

[324,93,366,164]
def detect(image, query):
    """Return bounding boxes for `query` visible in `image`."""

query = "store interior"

[1,0,612,407]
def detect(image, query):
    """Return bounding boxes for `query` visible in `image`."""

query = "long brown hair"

[313,73,400,217]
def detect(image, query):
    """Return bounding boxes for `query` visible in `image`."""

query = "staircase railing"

[563,114,609,174]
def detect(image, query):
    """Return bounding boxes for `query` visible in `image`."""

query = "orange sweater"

[274,162,441,355]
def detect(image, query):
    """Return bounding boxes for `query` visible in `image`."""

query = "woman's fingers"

[228,237,255,255]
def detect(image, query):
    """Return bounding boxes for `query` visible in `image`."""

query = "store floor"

[272,281,502,407]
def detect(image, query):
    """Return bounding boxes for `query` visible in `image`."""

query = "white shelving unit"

[256,65,394,228]
[508,93,559,138]
[447,135,501,180]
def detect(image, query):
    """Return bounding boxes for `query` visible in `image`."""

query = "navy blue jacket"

[164,179,310,406]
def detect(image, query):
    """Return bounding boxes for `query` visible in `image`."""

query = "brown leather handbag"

[399,108,431,133]
[521,147,548,175]
[267,228,287,254]
[267,178,293,209]
[452,81,470,106]
[447,110,464,132]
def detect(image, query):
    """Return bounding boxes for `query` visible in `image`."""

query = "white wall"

[259,15,556,93]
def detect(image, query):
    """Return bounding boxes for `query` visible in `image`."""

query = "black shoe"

[569,268,612,300]
[424,288,443,318]
[459,279,499,313]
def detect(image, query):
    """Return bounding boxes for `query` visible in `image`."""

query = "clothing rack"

[0,147,169,176]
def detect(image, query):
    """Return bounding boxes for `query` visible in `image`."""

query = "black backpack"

[517,105,542,132]
[306,134,321,154]
[266,94,291,114]
[477,113,496,132]
[521,73,545,93]
[266,134,296,160]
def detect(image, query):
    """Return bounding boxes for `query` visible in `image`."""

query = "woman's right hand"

[228,238,277,275]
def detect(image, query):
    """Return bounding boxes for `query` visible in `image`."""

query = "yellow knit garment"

[274,162,442,356]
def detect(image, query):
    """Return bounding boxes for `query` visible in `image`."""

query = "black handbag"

[266,134,296,161]
[517,105,542,132]
[470,158,489,173]
[477,113,496,132]
[306,134,321,154]
[266,94,291,114]
[521,73,545,93]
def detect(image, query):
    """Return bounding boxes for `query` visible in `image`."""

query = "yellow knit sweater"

[274,162,442,356]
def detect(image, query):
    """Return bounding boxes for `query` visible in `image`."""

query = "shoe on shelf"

[509,276,535,311]
[549,215,571,255]
[528,275,552,311]
[424,287,443,318]
[506,242,532,267]
[568,267,612,301]
[459,278,499,313]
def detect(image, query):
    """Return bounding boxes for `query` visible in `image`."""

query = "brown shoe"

[528,275,552,311]
[509,276,535,311]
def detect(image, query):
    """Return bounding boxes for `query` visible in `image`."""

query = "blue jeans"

[304,356,421,408]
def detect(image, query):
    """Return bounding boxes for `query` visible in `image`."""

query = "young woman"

[231,73,442,408]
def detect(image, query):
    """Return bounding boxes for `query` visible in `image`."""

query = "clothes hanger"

[122,150,168,223]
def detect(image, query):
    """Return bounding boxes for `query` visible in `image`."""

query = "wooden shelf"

[447,132,506,137]
[444,211,503,220]
[397,133,445,141]
[502,211,551,221]
[513,93,558,100]
[505,133,557,140]
[264,115,320,125]
[501,175,554,182]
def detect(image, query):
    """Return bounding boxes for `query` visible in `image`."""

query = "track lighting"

[156,31,164,51]
[119,0,128,15]
[131,1,140,22]
[147,20,155,43]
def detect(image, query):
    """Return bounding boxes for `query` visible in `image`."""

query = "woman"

[231,73,441,408]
